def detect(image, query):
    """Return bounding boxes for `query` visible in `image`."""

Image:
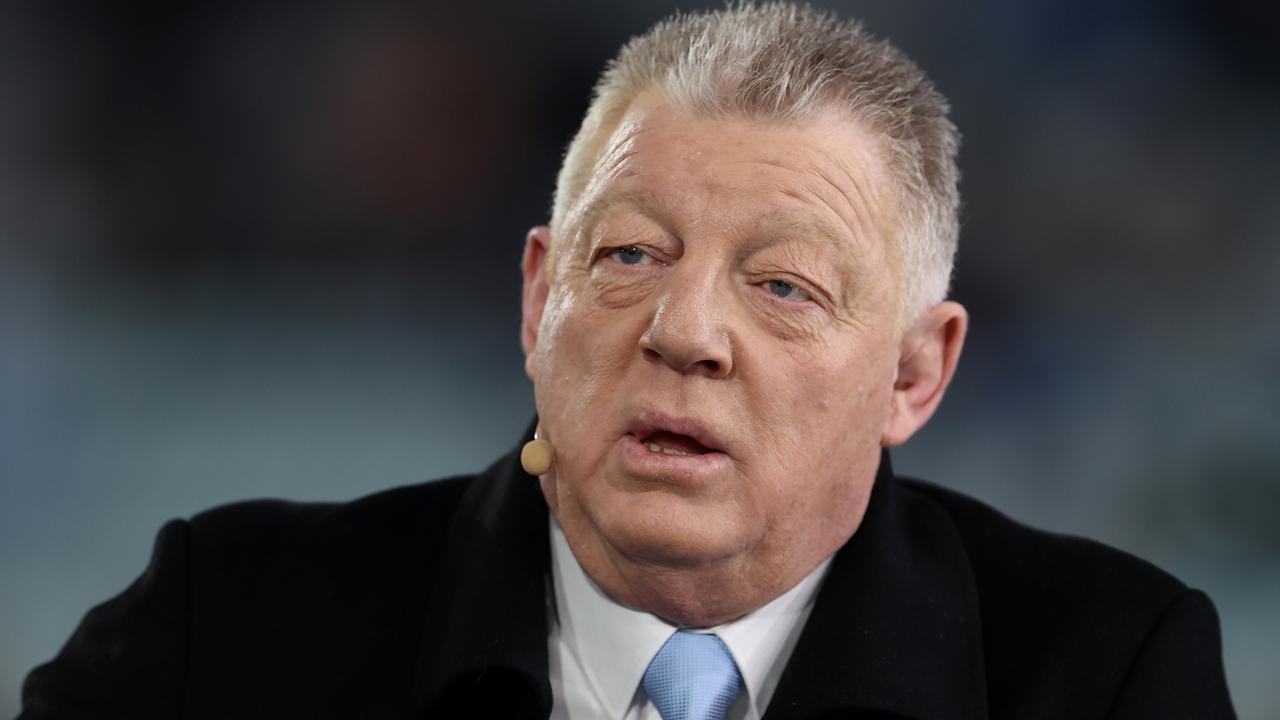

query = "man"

[22,3,1234,719]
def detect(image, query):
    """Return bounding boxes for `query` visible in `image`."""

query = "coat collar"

[762,451,989,719]
[412,425,988,719]
[411,422,553,718]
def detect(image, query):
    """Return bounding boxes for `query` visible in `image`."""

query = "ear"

[881,301,968,447]
[520,225,553,363]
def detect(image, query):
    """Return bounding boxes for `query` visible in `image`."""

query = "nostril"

[638,329,731,377]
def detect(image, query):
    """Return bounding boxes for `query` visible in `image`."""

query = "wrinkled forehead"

[561,99,901,267]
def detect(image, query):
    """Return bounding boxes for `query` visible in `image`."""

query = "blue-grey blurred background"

[2,0,1277,715]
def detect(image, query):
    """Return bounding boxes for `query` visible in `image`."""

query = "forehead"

[570,101,897,258]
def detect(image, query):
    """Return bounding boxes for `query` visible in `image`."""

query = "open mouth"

[638,430,715,456]
[621,414,732,480]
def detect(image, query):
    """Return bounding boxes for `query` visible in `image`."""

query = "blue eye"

[765,279,807,300]
[613,246,648,265]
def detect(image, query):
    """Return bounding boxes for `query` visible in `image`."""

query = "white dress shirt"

[547,518,832,720]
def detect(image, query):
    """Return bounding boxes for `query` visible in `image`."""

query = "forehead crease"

[712,134,883,240]
[802,159,883,245]
[597,145,641,184]
[570,120,654,226]
[596,118,651,175]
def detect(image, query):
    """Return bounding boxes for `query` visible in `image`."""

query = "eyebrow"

[574,189,862,277]
[575,189,675,243]
[750,208,869,297]
[752,208,853,252]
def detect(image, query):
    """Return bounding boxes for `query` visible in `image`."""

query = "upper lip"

[625,410,729,455]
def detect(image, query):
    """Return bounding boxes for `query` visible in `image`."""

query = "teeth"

[644,440,693,456]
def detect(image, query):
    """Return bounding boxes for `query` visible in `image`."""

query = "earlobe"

[881,301,968,447]
[521,226,553,360]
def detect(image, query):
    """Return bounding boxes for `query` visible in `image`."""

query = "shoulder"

[901,471,1177,589]
[180,474,476,592]
[178,474,478,656]
[896,477,1232,716]
[897,476,1186,606]
[19,475,483,717]
[186,473,474,555]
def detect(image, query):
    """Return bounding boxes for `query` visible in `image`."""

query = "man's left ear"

[881,300,968,446]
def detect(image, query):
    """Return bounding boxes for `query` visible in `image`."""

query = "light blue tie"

[642,630,744,720]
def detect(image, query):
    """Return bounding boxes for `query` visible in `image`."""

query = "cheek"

[774,337,898,468]
[533,288,599,387]
[797,336,882,401]
[531,290,586,421]
[531,288,638,444]
[764,348,893,534]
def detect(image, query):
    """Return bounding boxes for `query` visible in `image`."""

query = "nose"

[639,267,734,379]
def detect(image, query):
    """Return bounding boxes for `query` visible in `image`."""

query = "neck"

[565,523,852,627]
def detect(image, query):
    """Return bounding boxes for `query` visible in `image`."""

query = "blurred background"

[1,0,1277,715]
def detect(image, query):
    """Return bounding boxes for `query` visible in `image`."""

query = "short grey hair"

[551,1,960,324]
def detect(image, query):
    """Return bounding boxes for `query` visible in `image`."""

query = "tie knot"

[642,631,744,720]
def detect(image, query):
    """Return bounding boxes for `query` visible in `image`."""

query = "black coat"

[20,430,1235,719]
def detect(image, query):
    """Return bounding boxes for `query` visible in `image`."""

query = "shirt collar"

[715,555,830,715]
[549,516,831,718]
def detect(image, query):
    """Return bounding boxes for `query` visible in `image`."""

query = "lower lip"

[617,434,733,484]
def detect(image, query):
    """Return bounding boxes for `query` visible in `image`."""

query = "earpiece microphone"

[521,433,555,476]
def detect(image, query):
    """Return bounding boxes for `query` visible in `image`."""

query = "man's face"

[523,100,907,625]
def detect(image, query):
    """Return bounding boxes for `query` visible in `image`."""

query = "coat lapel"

[411,424,553,718]
[765,451,989,719]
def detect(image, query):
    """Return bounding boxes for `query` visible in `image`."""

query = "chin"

[592,491,754,570]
